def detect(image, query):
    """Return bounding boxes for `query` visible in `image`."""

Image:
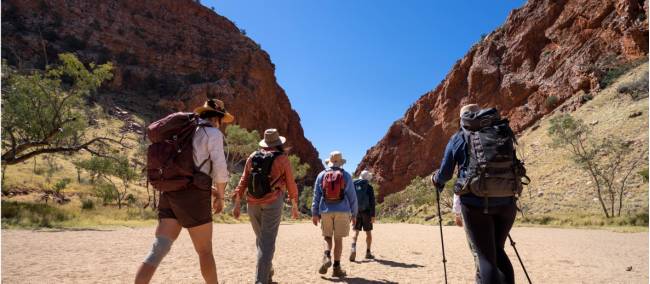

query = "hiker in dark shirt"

[432,104,517,284]
[349,170,376,261]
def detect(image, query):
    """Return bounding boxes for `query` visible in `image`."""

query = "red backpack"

[322,169,346,203]
[146,112,212,192]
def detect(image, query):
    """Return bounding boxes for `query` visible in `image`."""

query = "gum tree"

[1,53,121,165]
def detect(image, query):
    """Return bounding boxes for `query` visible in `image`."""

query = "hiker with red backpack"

[432,104,528,284]
[135,99,234,284]
[349,170,376,262]
[312,151,358,278]
[232,128,300,284]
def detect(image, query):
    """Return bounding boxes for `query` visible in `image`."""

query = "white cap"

[359,170,373,181]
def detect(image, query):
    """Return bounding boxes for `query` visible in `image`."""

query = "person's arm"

[208,129,230,185]
[368,184,376,218]
[345,172,358,218]
[206,129,229,214]
[453,194,463,227]
[234,155,253,199]
[432,134,460,189]
[282,155,300,219]
[232,156,252,219]
[311,173,323,225]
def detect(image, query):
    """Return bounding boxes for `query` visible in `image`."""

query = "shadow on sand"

[321,276,398,284]
[35,227,115,233]
[356,258,424,269]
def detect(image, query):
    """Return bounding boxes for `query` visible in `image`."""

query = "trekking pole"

[508,234,532,284]
[435,188,448,284]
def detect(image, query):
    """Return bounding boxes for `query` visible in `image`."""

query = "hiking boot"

[318,255,332,274]
[268,267,274,283]
[365,251,375,259]
[332,266,347,278]
[349,248,356,262]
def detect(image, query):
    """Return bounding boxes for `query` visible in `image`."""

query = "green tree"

[224,124,260,168]
[77,155,138,209]
[548,114,647,217]
[289,154,310,181]
[74,156,113,184]
[299,186,314,212]
[110,156,139,209]
[1,53,119,165]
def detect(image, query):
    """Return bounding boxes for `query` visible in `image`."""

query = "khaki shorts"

[320,212,351,238]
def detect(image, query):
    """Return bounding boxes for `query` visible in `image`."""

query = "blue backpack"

[354,179,371,212]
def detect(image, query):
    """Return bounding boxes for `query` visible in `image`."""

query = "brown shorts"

[158,185,212,228]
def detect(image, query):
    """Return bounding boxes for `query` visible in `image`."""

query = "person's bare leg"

[188,222,218,284]
[333,237,343,261]
[352,230,360,243]
[366,231,372,251]
[323,236,333,251]
[135,219,182,284]
[319,236,334,274]
[350,230,360,261]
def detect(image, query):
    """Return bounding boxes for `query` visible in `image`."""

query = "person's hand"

[351,216,357,226]
[454,214,463,227]
[312,215,320,226]
[212,197,224,215]
[371,217,376,223]
[232,204,241,219]
[232,196,241,219]
[291,205,299,219]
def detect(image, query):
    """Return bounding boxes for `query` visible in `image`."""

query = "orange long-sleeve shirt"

[235,151,299,205]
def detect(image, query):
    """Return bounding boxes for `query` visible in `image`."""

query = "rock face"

[2,0,324,177]
[357,0,648,199]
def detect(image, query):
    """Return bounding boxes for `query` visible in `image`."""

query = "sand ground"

[2,223,647,283]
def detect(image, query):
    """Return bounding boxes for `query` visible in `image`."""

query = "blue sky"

[207,0,525,171]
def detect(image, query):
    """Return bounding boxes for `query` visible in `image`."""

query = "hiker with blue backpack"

[232,128,300,284]
[349,170,376,261]
[432,104,528,284]
[312,151,358,278]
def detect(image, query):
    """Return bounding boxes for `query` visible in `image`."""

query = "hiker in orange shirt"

[232,129,300,284]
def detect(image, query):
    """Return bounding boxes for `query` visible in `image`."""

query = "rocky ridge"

[357,0,648,198]
[2,0,324,177]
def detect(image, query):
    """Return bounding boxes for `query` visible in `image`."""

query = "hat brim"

[259,136,286,148]
[325,159,346,167]
[194,106,235,123]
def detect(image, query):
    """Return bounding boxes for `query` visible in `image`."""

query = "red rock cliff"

[357,0,648,198]
[2,0,324,178]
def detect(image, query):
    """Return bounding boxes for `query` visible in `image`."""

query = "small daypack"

[247,151,282,199]
[354,179,371,212]
[456,108,529,207]
[322,168,346,203]
[146,112,212,192]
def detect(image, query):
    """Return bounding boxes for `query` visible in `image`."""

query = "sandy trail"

[2,223,647,283]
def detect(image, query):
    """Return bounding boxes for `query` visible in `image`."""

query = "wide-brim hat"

[194,99,235,124]
[325,151,346,167]
[259,128,286,148]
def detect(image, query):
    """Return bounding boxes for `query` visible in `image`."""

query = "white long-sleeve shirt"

[452,194,462,215]
[192,119,229,184]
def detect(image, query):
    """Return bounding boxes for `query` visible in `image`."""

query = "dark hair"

[199,110,225,119]
[262,145,285,153]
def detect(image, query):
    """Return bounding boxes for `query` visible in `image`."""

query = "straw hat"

[459,104,480,117]
[325,151,346,168]
[359,170,373,181]
[194,99,235,123]
[259,129,286,148]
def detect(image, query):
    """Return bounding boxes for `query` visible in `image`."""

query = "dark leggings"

[461,202,516,284]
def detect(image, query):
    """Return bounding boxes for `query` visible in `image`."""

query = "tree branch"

[2,136,129,165]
